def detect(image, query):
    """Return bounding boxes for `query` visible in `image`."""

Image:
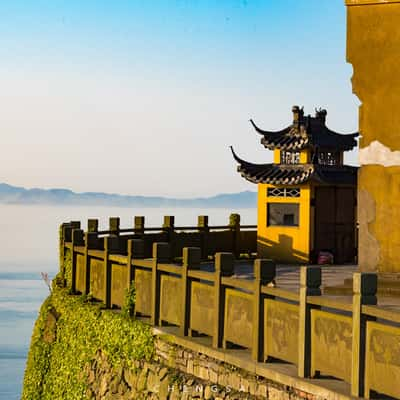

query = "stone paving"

[233,262,358,292]
[231,261,400,311]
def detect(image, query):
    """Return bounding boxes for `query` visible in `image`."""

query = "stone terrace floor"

[233,262,357,291]
[200,261,400,311]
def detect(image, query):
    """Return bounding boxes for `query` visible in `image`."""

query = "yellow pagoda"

[231,106,358,264]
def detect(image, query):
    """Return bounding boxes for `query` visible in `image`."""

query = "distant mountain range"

[0,183,257,208]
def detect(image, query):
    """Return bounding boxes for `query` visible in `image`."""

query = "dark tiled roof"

[250,106,358,151]
[231,147,357,185]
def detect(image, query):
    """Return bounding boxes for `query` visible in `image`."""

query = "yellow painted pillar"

[346,0,400,272]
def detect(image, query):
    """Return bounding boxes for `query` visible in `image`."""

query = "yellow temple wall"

[257,183,311,263]
[273,150,280,164]
[346,0,400,272]
[300,150,310,164]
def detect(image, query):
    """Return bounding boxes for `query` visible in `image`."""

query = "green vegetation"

[63,248,72,288]
[22,260,154,400]
[121,284,136,319]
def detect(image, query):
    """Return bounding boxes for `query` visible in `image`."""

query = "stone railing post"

[151,242,170,325]
[198,215,209,260]
[351,272,377,397]
[70,220,81,229]
[83,231,99,295]
[126,239,145,288]
[65,221,80,244]
[71,228,84,293]
[61,223,71,243]
[163,216,175,234]
[163,216,175,256]
[63,221,78,243]
[63,224,72,243]
[87,218,99,233]
[252,259,276,362]
[181,247,201,336]
[59,223,69,279]
[298,266,321,378]
[229,213,241,258]
[109,217,120,237]
[134,216,145,235]
[163,214,174,234]
[213,252,234,348]
[104,236,119,308]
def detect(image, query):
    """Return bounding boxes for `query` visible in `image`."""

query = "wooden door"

[314,186,356,264]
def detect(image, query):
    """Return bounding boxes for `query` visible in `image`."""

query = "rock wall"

[84,339,320,400]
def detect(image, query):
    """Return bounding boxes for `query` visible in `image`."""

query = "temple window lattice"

[317,151,340,166]
[267,187,300,198]
[280,151,300,164]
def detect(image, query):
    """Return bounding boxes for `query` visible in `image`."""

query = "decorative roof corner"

[249,119,290,137]
[230,144,358,186]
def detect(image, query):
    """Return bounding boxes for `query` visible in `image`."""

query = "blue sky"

[0,0,359,197]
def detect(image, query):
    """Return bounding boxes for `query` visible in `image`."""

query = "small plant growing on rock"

[40,272,52,293]
[79,292,94,304]
[52,272,65,289]
[122,284,136,318]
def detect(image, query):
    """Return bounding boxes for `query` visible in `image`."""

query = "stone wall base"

[84,337,325,400]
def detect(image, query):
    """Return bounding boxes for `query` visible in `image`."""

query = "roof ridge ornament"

[292,105,304,128]
[315,107,327,124]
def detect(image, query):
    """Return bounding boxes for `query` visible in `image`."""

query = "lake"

[0,204,256,399]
